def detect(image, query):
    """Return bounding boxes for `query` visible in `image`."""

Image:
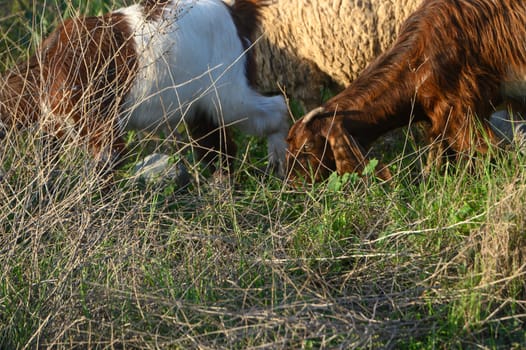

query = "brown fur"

[142,0,172,21]
[0,13,137,160]
[227,0,264,86]
[286,0,526,182]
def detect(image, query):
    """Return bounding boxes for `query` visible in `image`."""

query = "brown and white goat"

[0,0,289,176]
[286,0,526,182]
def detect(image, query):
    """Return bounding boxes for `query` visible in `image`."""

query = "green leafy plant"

[1,1,525,348]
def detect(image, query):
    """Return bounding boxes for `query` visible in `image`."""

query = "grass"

[1,1,526,348]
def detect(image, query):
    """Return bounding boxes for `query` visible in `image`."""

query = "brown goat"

[286,0,526,183]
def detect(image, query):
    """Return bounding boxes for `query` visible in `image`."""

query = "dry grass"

[1,1,526,349]
[1,125,525,348]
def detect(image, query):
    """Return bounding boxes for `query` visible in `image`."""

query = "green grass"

[1,1,526,348]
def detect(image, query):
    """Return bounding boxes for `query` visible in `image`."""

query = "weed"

[1,1,525,348]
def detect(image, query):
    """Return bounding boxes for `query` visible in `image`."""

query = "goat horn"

[302,106,326,124]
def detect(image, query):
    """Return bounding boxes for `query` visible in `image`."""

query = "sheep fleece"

[254,0,423,105]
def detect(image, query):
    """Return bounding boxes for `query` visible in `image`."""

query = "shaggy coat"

[253,0,423,107]
[0,0,288,174]
[286,0,526,182]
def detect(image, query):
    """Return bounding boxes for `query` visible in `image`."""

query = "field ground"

[1,1,525,348]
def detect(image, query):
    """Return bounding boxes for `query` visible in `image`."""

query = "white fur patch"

[112,0,288,172]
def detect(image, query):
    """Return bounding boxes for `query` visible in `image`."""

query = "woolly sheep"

[252,0,423,106]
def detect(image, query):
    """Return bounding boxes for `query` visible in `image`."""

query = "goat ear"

[325,120,367,175]
[324,120,392,180]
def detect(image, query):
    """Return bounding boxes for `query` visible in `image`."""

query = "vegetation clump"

[0,1,525,348]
